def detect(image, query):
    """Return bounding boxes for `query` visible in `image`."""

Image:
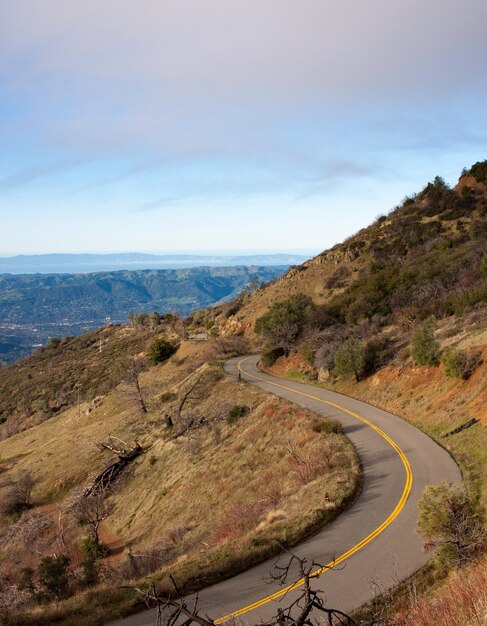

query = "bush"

[227,405,248,425]
[417,483,486,567]
[311,418,343,435]
[441,347,481,380]
[410,317,439,366]
[0,471,35,517]
[261,347,285,367]
[467,159,487,185]
[333,337,365,382]
[148,337,176,365]
[47,337,61,350]
[363,337,393,375]
[80,536,109,560]
[480,255,487,279]
[19,554,71,603]
[255,294,316,353]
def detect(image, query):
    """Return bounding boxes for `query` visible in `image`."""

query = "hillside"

[0,265,287,363]
[0,338,359,624]
[212,161,487,337]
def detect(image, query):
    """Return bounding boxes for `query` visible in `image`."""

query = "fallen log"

[443,417,479,438]
[83,442,143,497]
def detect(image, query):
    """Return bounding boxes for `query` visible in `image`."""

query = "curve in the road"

[216,355,414,622]
[110,355,461,626]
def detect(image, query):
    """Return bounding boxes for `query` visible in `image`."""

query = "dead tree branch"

[124,552,384,626]
[83,440,143,497]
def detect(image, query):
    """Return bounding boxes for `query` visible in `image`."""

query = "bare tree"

[0,471,36,516]
[127,552,385,626]
[128,576,215,626]
[122,355,148,414]
[70,491,113,546]
[166,374,206,442]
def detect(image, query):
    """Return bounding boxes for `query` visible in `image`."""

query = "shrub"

[311,418,343,435]
[333,337,365,382]
[255,294,315,353]
[261,347,285,367]
[410,317,439,366]
[441,347,481,380]
[227,405,248,425]
[480,255,487,279]
[47,337,61,350]
[363,337,393,375]
[299,341,314,365]
[0,471,35,517]
[148,337,176,365]
[36,555,71,602]
[80,536,109,561]
[467,159,487,185]
[417,483,486,567]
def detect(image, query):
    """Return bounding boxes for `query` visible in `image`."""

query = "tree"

[21,555,72,603]
[71,492,113,551]
[417,483,486,567]
[128,553,367,626]
[333,337,365,382]
[255,294,315,353]
[0,471,35,516]
[122,355,148,413]
[410,317,439,366]
[149,338,176,365]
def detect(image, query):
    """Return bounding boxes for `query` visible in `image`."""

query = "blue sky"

[0,0,486,256]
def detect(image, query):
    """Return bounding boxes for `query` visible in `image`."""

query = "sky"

[0,0,486,256]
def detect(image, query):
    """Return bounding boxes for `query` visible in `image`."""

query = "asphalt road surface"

[110,355,461,625]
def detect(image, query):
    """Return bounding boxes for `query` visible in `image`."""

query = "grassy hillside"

[0,324,166,438]
[208,161,487,338]
[0,338,359,624]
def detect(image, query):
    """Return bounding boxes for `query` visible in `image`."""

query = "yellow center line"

[215,356,413,624]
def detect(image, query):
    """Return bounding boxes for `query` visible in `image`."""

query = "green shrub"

[227,405,248,425]
[299,341,314,365]
[80,536,109,560]
[261,347,285,367]
[417,483,486,567]
[333,337,365,382]
[149,337,176,365]
[255,294,315,353]
[363,337,393,375]
[410,317,439,366]
[311,418,343,435]
[37,554,71,601]
[467,159,487,185]
[441,347,481,380]
[47,337,61,350]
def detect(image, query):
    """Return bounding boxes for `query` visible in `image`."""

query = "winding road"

[110,355,461,625]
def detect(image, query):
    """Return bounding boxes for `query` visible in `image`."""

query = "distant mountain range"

[0,265,288,363]
[0,252,311,274]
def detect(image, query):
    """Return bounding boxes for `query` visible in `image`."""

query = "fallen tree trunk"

[83,443,143,497]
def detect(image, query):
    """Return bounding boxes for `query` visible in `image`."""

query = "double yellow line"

[215,357,413,623]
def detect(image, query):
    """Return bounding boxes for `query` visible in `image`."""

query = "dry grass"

[0,339,360,624]
[392,555,487,626]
